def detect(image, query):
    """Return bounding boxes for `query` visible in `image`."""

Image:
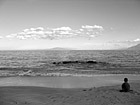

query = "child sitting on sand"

[120,78,130,92]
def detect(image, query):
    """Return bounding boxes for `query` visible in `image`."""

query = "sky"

[0,0,140,50]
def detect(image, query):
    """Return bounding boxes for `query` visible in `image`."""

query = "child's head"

[124,78,128,82]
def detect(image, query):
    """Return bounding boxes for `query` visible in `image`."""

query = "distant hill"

[48,47,74,50]
[127,44,140,50]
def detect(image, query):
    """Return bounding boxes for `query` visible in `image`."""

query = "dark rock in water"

[51,60,115,70]
[52,60,100,65]
[62,61,84,64]
[0,67,9,70]
[52,62,56,64]
[86,61,97,64]
[53,61,79,64]
[62,61,72,64]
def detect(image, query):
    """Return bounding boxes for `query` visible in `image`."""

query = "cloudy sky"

[0,0,140,50]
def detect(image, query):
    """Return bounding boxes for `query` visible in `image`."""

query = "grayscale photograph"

[0,0,140,105]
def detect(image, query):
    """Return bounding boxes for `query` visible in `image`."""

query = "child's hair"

[124,78,128,82]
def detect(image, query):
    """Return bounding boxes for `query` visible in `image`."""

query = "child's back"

[122,82,130,92]
[120,78,130,92]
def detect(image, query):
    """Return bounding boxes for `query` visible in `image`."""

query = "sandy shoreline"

[0,74,140,88]
[0,75,140,105]
[0,82,140,105]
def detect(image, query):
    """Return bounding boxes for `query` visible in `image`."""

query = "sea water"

[0,50,140,88]
[0,50,140,76]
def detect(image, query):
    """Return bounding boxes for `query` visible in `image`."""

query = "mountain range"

[127,44,140,50]
[48,47,75,50]
[47,44,140,51]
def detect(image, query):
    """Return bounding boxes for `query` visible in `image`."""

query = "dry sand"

[0,75,140,105]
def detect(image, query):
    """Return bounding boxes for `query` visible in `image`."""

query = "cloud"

[133,38,140,42]
[53,27,72,31]
[6,25,104,40]
[108,38,140,48]
[0,36,3,39]
[82,25,104,31]
[81,38,140,50]
[80,25,104,38]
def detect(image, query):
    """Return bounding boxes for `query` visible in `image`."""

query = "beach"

[0,50,140,104]
[0,74,140,105]
[0,0,140,104]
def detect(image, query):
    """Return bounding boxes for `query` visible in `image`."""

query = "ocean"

[0,50,140,76]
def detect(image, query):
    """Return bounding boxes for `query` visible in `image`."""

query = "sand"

[0,75,140,105]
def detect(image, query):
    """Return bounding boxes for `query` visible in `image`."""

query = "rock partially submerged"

[52,60,108,65]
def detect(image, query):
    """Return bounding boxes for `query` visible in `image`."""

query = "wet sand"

[0,75,140,105]
[0,74,140,88]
